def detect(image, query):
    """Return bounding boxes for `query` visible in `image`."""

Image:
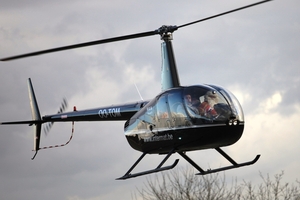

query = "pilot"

[199,91,218,119]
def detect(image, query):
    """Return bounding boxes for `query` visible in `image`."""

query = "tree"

[135,168,300,200]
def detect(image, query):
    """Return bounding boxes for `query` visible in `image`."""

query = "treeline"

[135,168,300,200]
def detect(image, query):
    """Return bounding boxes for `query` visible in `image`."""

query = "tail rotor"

[43,98,68,135]
[0,78,73,159]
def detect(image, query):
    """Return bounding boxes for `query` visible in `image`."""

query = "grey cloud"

[0,0,299,199]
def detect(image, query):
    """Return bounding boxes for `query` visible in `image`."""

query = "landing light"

[228,119,239,126]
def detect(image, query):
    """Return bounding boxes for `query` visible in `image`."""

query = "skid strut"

[117,148,179,180]
[117,147,260,180]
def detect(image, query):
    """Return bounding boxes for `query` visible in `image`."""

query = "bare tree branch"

[135,168,300,200]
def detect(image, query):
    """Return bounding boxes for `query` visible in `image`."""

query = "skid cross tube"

[116,148,179,180]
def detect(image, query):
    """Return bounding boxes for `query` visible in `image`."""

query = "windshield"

[183,85,233,123]
[208,85,244,122]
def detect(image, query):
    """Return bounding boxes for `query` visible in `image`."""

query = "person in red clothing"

[199,90,219,119]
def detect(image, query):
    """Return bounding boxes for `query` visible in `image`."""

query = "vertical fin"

[27,78,42,154]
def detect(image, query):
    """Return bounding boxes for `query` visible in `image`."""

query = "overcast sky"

[0,0,299,199]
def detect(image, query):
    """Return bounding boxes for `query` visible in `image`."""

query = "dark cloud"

[1,0,299,199]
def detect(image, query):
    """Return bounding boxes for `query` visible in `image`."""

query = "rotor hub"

[156,25,178,41]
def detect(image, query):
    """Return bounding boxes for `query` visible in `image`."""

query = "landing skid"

[179,147,260,175]
[116,148,179,180]
[117,147,260,180]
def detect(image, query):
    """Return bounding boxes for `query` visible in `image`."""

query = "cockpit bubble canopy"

[124,84,245,138]
[183,85,244,123]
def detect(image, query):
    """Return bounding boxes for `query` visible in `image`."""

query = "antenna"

[134,83,144,101]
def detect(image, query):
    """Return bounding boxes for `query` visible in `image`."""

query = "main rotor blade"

[177,0,273,29]
[1,0,272,61]
[0,30,157,61]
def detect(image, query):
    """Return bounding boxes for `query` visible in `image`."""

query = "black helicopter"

[0,0,272,180]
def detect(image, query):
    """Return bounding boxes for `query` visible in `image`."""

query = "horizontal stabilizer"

[0,120,42,125]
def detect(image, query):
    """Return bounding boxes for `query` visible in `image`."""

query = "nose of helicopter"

[208,84,244,124]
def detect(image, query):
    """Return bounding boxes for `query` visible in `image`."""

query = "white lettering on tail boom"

[98,108,121,118]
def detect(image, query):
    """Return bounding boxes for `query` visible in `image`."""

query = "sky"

[0,0,299,199]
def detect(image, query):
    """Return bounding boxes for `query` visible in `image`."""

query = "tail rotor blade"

[43,98,68,135]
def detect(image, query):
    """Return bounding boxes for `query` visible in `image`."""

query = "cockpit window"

[209,85,244,122]
[125,85,244,137]
[183,86,232,123]
[156,95,169,119]
[168,90,190,127]
[168,92,186,117]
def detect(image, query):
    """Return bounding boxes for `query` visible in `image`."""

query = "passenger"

[184,94,199,114]
[199,91,218,119]
[184,94,192,105]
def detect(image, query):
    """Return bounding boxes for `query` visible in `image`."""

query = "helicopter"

[0,0,272,180]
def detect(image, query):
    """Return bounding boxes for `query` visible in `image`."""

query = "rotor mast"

[158,26,181,91]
